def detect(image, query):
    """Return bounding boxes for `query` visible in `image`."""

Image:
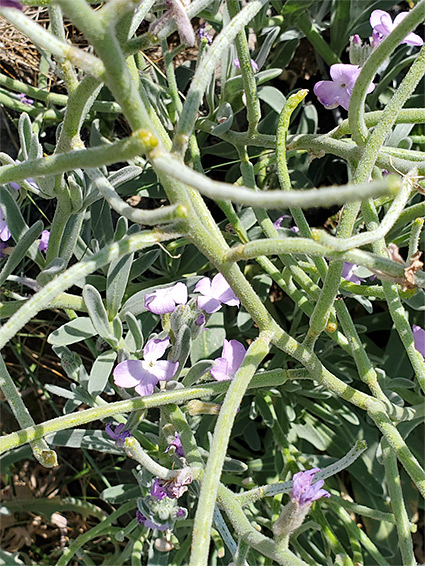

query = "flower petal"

[222,339,246,375]
[113,360,145,388]
[413,325,425,358]
[153,360,179,381]
[145,290,176,315]
[210,357,231,381]
[314,80,343,109]
[197,296,222,313]
[369,9,388,29]
[170,282,188,305]
[211,273,240,306]
[194,277,212,296]
[134,374,158,396]
[143,337,170,363]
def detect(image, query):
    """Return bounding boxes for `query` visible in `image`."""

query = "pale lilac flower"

[162,468,192,499]
[291,226,300,233]
[0,0,22,8]
[10,160,39,191]
[274,467,330,538]
[176,508,185,518]
[211,339,246,382]
[195,273,240,313]
[314,64,375,111]
[113,337,178,396]
[413,325,425,358]
[291,468,330,507]
[145,282,188,315]
[195,314,205,326]
[370,10,423,47]
[18,93,34,105]
[273,215,291,230]
[233,58,259,72]
[105,423,131,446]
[0,208,11,242]
[165,433,184,458]
[342,262,364,284]
[38,230,50,252]
[151,479,167,501]
[197,23,213,45]
[136,510,169,531]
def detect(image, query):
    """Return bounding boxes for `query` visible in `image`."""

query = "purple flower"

[38,230,50,252]
[342,262,364,284]
[162,468,192,499]
[233,58,259,72]
[176,508,185,518]
[211,339,246,382]
[195,314,205,326]
[165,433,184,458]
[136,510,169,531]
[195,273,240,314]
[105,423,131,446]
[151,479,167,501]
[413,325,425,358]
[273,215,291,230]
[197,23,213,45]
[291,468,330,507]
[145,282,188,315]
[0,0,22,8]
[370,10,423,47]
[113,337,178,396]
[10,160,39,191]
[18,93,34,105]
[314,64,375,111]
[0,208,11,242]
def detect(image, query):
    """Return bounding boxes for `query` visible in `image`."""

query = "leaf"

[36,257,67,286]
[88,350,117,396]
[124,312,144,353]
[108,165,143,188]
[255,26,280,69]
[190,312,226,364]
[48,318,97,346]
[183,360,214,387]
[0,189,37,260]
[101,484,140,504]
[83,284,117,345]
[211,103,234,136]
[257,86,287,114]
[0,221,42,286]
[106,251,134,319]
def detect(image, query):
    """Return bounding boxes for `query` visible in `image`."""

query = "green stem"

[0,129,158,185]
[227,0,261,134]
[381,439,416,565]
[296,11,340,66]
[152,153,396,208]
[0,355,57,468]
[189,334,271,565]
[408,217,424,258]
[48,3,79,92]
[0,370,294,454]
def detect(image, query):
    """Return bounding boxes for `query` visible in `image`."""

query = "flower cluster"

[273,468,330,539]
[314,9,423,111]
[114,274,244,396]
